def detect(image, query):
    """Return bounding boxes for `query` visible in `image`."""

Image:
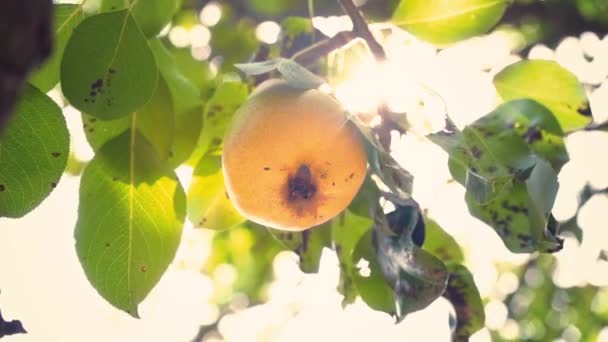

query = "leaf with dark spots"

[367,146,414,201]
[61,10,158,119]
[75,131,186,317]
[0,308,27,338]
[434,100,568,205]
[442,264,485,341]
[524,126,542,144]
[385,203,424,244]
[422,219,464,264]
[351,114,414,201]
[577,103,592,116]
[433,103,539,204]
[196,81,248,157]
[351,230,398,313]
[82,113,130,151]
[464,159,563,253]
[187,154,244,230]
[470,145,482,159]
[375,229,449,320]
[0,85,69,218]
[90,78,103,91]
[373,204,449,320]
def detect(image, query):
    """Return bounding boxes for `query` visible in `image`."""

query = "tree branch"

[290,31,356,66]
[338,0,386,62]
[0,308,27,338]
[0,0,53,133]
[338,0,404,148]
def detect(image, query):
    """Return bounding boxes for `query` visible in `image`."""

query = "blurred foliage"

[205,223,284,304]
[493,254,607,341]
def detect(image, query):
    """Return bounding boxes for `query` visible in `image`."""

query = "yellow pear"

[222,79,367,231]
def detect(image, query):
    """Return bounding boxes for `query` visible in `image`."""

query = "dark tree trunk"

[0,0,53,133]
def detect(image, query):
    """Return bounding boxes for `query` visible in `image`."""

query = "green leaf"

[281,17,313,37]
[131,0,179,37]
[83,78,174,160]
[135,77,174,160]
[235,58,325,90]
[98,0,128,12]
[368,147,414,201]
[84,105,201,169]
[30,4,84,92]
[235,59,282,76]
[432,100,566,253]
[374,205,449,320]
[443,263,485,341]
[172,48,214,94]
[280,16,315,57]
[347,175,380,218]
[187,154,245,230]
[149,39,202,115]
[352,230,397,313]
[464,161,563,253]
[197,80,249,156]
[430,100,568,204]
[393,0,509,44]
[210,18,259,72]
[75,130,186,316]
[422,219,464,264]
[149,39,204,167]
[83,114,130,151]
[270,223,332,273]
[332,210,374,305]
[526,158,559,218]
[168,107,203,168]
[351,115,414,201]
[494,60,592,132]
[277,59,326,90]
[61,9,158,119]
[0,85,69,218]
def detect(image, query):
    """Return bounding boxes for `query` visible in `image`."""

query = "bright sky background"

[1,4,608,342]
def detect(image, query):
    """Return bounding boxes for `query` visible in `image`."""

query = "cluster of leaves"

[0,0,605,340]
[1,0,257,318]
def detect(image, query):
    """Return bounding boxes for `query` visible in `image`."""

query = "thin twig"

[338,0,386,62]
[584,120,608,132]
[290,31,356,66]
